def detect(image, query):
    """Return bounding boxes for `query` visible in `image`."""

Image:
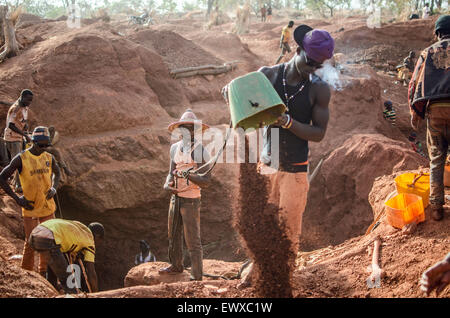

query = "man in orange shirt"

[159,110,211,281]
[3,89,33,192]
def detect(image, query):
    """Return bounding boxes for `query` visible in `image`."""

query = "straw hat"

[167,109,210,132]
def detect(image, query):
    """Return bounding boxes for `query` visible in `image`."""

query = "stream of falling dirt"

[234,137,294,298]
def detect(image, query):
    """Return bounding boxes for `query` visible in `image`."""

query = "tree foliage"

[0,0,447,19]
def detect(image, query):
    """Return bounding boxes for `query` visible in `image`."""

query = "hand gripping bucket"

[227,71,287,130]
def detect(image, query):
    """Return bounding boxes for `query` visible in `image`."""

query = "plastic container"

[394,172,430,208]
[228,71,287,130]
[384,193,425,229]
[444,165,450,187]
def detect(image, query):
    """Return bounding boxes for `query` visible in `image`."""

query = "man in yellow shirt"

[0,126,60,275]
[276,21,294,64]
[28,219,104,294]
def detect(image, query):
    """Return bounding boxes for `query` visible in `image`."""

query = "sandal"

[158,265,183,275]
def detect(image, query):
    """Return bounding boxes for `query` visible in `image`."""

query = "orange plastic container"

[384,193,425,229]
[444,165,450,187]
[395,172,430,208]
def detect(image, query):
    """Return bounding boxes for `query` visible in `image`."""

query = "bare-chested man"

[240,24,335,289]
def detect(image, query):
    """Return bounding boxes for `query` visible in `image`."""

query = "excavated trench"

[58,172,244,291]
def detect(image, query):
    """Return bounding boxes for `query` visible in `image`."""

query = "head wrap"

[294,25,334,63]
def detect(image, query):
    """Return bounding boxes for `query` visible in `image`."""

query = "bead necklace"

[282,63,306,109]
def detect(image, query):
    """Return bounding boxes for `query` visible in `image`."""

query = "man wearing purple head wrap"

[237,25,335,290]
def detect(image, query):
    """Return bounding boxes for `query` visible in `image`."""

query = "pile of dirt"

[124,260,242,287]
[15,13,45,29]
[294,171,449,298]
[0,256,58,298]
[187,32,261,72]
[0,197,58,298]
[301,133,428,252]
[333,17,436,69]
[0,196,25,258]
[129,29,224,70]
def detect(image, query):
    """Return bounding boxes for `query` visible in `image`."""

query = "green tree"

[183,0,200,11]
[305,0,351,17]
[159,0,177,13]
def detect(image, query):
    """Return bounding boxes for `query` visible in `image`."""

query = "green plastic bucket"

[228,71,287,130]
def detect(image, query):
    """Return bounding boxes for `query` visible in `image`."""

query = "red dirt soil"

[0,12,448,298]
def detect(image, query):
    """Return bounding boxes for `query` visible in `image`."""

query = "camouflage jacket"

[408,38,450,118]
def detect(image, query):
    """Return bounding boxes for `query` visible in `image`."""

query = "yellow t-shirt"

[281,26,291,43]
[19,149,56,218]
[40,219,96,263]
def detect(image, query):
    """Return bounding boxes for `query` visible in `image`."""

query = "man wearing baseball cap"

[0,126,61,276]
[409,15,450,221]
[238,25,334,289]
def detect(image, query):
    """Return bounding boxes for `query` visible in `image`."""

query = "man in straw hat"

[0,126,61,277]
[159,109,211,281]
[409,15,450,222]
[240,24,334,288]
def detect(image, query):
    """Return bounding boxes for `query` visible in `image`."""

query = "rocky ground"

[0,12,448,298]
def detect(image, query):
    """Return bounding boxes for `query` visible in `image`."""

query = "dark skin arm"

[84,261,98,293]
[8,123,31,143]
[165,143,211,191]
[259,65,330,142]
[0,156,34,209]
[420,253,450,296]
[182,147,211,188]
[48,155,61,198]
[280,34,285,47]
[163,143,179,195]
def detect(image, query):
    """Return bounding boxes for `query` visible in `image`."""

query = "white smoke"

[315,61,346,91]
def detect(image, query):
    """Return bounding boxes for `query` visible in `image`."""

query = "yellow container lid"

[395,173,430,208]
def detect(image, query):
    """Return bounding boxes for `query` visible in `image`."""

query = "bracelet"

[286,117,293,129]
[281,114,293,129]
